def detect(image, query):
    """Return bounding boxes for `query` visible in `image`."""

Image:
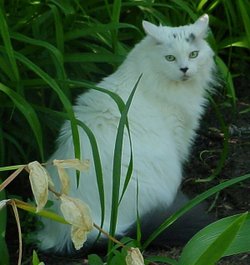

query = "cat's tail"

[136,190,215,247]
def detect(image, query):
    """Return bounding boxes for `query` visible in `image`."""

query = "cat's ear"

[193,14,209,39]
[142,20,162,42]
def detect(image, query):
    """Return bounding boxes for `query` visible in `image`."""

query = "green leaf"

[49,4,65,53]
[109,249,126,265]
[0,164,26,172]
[108,75,141,257]
[224,213,250,256]
[49,0,75,15]
[0,232,9,265]
[10,32,67,83]
[14,200,68,224]
[238,0,250,46]
[13,51,80,168]
[64,22,139,41]
[146,256,178,265]
[1,132,28,162]
[76,119,105,235]
[0,49,15,81]
[0,83,44,160]
[64,53,123,63]
[215,56,236,107]
[10,32,63,65]
[0,185,9,265]
[88,254,104,265]
[0,6,19,81]
[32,250,40,265]
[111,0,122,52]
[178,213,249,265]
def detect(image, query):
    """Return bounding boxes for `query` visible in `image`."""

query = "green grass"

[1,0,249,166]
[0,0,250,264]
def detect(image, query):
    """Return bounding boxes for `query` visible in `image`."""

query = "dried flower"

[56,166,70,194]
[60,194,93,250]
[53,159,90,171]
[126,248,145,265]
[28,161,49,212]
[71,226,88,250]
[53,159,90,195]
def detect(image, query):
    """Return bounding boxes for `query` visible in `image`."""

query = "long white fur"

[37,14,215,253]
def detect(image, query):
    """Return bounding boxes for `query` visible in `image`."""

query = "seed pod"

[60,194,93,250]
[28,161,49,212]
[126,248,145,265]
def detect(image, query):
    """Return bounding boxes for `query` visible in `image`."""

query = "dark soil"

[7,75,250,264]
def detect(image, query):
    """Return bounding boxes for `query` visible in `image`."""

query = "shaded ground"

[7,75,250,264]
[181,74,250,264]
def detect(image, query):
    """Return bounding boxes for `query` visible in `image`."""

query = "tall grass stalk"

[108,76,141,259]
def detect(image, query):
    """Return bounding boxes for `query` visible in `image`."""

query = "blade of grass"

[10,201,22,265]
[32,250,41,265]
[10,32,66,82]
[13,199,68,224]
[146,256,178,265]
[65,78,137,242]
[104,0,112,19]
[64,22,139,42]
[0,181,9,265]
[13,51,80,171]
[0,83,44,160]
[111,0,122,53]
[108,75,141,261]
[65,80,126,113]
[0,125,5,165]
[197,0,209,12]
[215,56,236,108]
[0,6,19,82]
[2,132,28,162]
[238,0,250,47]
[49,0,74,16]
[165,0,196,19]
[0,51,15,81]
[0,165,26,172]
[196,95,229,182]
[49,4,65,54]
[76,119,105,233]
[64,53,123,63]
[9,31,70,100]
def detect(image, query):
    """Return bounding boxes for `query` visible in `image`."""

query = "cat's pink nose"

[180,67,188,73]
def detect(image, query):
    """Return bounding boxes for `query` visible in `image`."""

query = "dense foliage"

[0,0,250,264]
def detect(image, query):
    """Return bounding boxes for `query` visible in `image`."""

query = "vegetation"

[0,0,250,264]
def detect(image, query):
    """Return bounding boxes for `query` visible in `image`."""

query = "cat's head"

[142,14,214,82]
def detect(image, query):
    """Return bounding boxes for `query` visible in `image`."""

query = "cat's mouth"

[181,75,190,81]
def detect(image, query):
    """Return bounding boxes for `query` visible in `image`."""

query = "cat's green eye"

[189,51,199,59]
[165,55,176,62]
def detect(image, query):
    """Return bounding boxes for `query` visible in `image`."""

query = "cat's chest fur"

[90,68,208,165]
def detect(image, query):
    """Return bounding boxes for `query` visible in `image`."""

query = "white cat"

[38,14,216,253]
